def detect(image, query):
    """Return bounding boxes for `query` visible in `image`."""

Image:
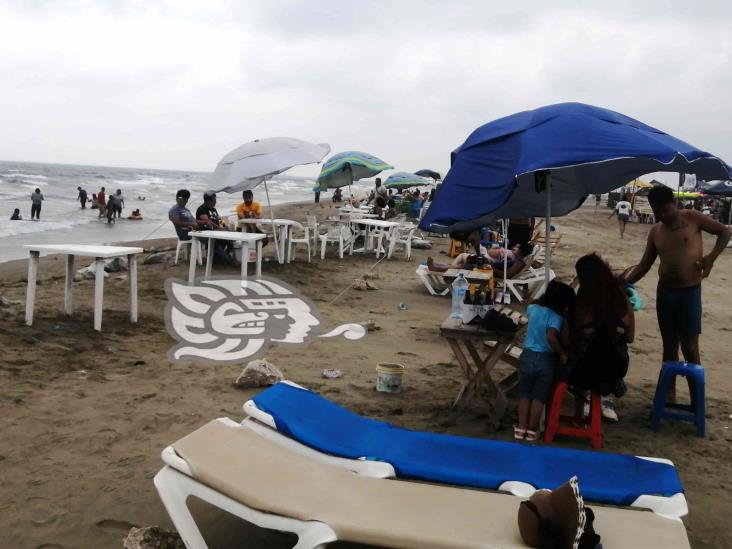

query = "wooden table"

[24,244,144,332]
[439,311,524,425]
[189,231,266,284]
[238,218,295,264]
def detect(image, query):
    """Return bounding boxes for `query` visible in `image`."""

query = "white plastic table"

[189,231,266,284]
[350,218,400,256]
[237,219,296,264]
[24,244,144,332]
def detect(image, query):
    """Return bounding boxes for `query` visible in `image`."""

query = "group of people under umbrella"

[196,102,731,432]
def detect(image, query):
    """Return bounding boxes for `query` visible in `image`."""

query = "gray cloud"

[0,0,729,178]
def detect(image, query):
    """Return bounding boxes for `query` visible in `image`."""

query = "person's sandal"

[525,430,539,442]
[513,426,526,440]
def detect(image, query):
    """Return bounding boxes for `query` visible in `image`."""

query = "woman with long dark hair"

[564,253,635,422]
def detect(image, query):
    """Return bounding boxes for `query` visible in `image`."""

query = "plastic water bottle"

[451,273,469,319]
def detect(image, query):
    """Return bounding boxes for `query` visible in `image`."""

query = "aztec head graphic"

[165,277,364,363]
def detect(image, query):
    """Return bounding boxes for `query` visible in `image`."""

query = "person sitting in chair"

[236,189,268,246]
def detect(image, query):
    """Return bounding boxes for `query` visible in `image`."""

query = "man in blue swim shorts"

[623,186,730,369]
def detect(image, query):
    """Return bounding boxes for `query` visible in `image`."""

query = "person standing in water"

[30,188,43,220]
[622,186,730,382]
[77,186,88,209]
[97,187,107,219]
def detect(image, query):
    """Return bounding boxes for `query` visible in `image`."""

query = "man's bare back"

[651,210,705,288]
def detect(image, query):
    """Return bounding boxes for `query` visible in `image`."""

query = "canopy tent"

[420,102,731,284]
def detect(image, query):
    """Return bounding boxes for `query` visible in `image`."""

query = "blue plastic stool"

[651,361,705,437]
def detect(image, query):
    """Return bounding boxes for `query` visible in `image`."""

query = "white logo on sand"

[165,277,365,363]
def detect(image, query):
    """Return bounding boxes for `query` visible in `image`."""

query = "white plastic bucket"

[376,362,404,393]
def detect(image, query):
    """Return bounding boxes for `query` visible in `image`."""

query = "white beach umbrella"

[210,137,331,261]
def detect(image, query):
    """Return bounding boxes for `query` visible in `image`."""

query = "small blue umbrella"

[421,102,731,283]
[317,151,393,190]
[384,171,433,190]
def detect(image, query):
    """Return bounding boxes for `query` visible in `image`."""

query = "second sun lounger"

[244,381,688,517]
[155,417,691,549]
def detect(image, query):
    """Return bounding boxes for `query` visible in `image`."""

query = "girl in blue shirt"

[515,280,575,441]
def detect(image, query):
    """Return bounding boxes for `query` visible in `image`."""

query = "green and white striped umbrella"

[384,171,433,190]
[316,151,393,189]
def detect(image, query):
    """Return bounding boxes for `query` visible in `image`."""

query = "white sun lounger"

[155,418,691,549]
[243,381,689,519]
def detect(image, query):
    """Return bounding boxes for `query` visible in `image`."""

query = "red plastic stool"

[544,381,602,449]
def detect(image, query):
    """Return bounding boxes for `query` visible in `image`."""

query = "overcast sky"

[0,0,730,184]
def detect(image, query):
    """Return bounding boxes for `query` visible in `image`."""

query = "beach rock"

[143,252,174,265]
[0,295,19,307]
[104,257,128,272]
[411,238,432,249]
[352,279,378,291]
[123,526,185,549]
[234,359,284,388]
[74,264,109,281]
[363,320,381,332]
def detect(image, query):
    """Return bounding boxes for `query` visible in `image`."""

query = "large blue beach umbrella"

[420,102,731,283]
[384,171,433,190]
[316,151,393,195]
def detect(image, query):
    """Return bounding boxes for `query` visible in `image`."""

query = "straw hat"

[517,476,586,549]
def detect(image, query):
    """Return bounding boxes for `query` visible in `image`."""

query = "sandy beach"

[1,200,731,549]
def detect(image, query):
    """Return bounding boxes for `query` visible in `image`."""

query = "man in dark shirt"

[77,186,88,209]
[195,192,238,266]
[168,189,198,241]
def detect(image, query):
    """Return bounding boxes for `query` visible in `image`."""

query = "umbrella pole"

[545,174,552,288]
[503,219,509,303]
[263,179,281,263]
[348,163,354,205]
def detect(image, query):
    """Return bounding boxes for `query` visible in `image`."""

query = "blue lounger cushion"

[252,382,684,507]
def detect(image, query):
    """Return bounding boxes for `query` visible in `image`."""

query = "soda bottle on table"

[451,273,469,319]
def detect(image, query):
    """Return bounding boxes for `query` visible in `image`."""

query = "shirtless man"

[622,186,730,367]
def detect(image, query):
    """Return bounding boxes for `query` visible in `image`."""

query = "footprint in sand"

[95,518,139,533]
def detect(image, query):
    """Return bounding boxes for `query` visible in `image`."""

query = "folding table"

[24,244,144,332]
[439,310,525,425]
[237,219,295,264]
[188,231,265,284]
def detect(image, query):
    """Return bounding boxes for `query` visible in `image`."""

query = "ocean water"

[0,160,365,263]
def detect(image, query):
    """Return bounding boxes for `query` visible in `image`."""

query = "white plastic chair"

[174,237,203,266]
[319,221,352,259]
[367,225,393,258]
[288,221,311,262]
[305,214,319,248]
[387,225,417,260]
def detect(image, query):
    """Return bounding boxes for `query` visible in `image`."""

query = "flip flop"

[513,426,526,440]
[525,430,540,442]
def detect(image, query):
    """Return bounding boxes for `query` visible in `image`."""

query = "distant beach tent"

[210,137,331,258]
[384,171,433,190]
[414,169,442,181]
[420,102,732,282]
[316,151,393,189]
[697,180,732,196]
